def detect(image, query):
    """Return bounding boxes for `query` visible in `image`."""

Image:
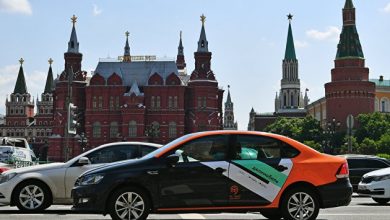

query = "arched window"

[128,121,137,137]
[381,97,389,112]
[168,96,173,108]
[98,96,103,110]
[110,121,118,138]
[92,96,97,109]
[151,96,155,108]
[149,121,160,137]
[291,93,294,107]
[174,96,178,108]
[93,122,101,138]
[115,97,120,109]
[156,96,161,108]
[283,94,287,107]
[109,96,114,110]
[168,122,177,138]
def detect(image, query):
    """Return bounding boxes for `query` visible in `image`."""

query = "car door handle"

[147,170,159,175]
[214,167,227,173]
[276,165,288,172]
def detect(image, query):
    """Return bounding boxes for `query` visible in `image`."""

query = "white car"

[0,137,37,165]
[0,141,161,211]
[358,167,390,204]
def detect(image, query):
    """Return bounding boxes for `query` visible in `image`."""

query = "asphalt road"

[0,196,389,220]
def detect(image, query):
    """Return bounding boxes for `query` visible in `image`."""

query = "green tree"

[377,133,390,154]
[357,138,378,155]
[354,112,390,143]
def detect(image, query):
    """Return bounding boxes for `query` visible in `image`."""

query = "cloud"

[0,0,32,15]
[306,26,341,42]
[295,40,309,48]
[383,3,390,13]
[93,4,102,16]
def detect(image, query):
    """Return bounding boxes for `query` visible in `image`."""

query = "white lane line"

[179,213,206,219]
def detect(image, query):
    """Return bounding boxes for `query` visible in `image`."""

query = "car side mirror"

[166,154,179,166]
[78,157,91,166]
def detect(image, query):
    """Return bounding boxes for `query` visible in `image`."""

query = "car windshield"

[142,133,196,159]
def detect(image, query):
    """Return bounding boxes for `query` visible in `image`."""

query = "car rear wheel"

[372,198,390,204]
[259,208,282,219]
[14,180,52,211]
[108,187,150,220]
[281,187,319,220]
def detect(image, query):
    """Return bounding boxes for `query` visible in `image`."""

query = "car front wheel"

[14,180,52,211]
[108,187,150,220]
[280,187,319,220]
[372,198,390,204]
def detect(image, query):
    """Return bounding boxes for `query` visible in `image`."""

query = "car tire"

[280,187,319,220]
[259,208,282,219]
[372,198,390,204]
[108,186,151,220]
[13,180,52,212]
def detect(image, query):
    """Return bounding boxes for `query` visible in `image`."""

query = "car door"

[227,134,298,206]
[64,144,139,199]
[158,134,231,208]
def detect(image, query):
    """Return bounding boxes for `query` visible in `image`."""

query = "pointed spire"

[44,58,54,93]
[197,14,209,52]
[336,0,364,59]
[226,85,232,104]
[68,15,80,53]
[123,31,131,62]
[178,31,184,56]
[13,58,28,94]
[284,14,297,60]
[344,0,354,9]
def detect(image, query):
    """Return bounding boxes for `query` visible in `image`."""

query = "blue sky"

[0,0,389,129]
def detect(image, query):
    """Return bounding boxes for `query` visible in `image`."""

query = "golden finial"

[19,58,24,65]
[48,58,53,65]
[200,14,206,25]
[71,15,77,25]
[125,31,130,37]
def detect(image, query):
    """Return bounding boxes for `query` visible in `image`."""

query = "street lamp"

[323,118,341,154]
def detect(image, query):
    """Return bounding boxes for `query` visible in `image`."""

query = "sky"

[0,0,389,129]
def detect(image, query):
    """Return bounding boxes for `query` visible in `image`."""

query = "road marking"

[320,213,390,216]
[179,214,206,219]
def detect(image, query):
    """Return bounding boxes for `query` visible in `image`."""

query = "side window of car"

[139,146,157,157]
[86,145,138,164]
[234,135,299,160]
[365,159,389,169]
[174,135,229,163]
[347,159,365,169]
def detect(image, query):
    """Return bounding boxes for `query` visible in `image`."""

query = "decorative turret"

[197,14,208,52]
[191,14,214,81]
[223,85,237,130]
[44,58,54,94]
[176,31,186,71]
[304,88,309,108]
[277,14,303,112]
[64,15,83,74]
[68,15,80,54]
[13,58,28,94]
[123,31,131,62]
[336,0,364,61]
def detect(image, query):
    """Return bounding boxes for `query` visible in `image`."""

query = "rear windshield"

[1,138,27,148]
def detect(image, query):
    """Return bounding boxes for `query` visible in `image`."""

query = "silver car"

[0,142,161,211]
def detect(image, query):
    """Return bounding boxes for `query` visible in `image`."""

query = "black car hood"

[82,157,152,176]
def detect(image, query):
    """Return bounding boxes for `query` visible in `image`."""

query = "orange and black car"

[72,130,352,220]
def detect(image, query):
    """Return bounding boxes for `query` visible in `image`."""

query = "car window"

[86,145,138,164]
[139,146,157,157]
[365,159,389,168]
[173,135,229,163]
[233,135,299,160]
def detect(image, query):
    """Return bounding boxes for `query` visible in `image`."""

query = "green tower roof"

[344,0,355,9]
[13,59,28,94]
[284,15,297,61]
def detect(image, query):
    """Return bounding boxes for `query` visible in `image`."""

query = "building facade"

[46,14,224,161]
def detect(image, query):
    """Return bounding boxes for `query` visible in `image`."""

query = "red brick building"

[47,14,224,161]
[324,0,375,129]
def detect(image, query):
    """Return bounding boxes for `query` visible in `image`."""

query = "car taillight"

[336,162,349,179]
[0,167,10,174]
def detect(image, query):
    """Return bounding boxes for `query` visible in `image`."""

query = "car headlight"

[76,174,104,186]
[0,173,17,184]
[372,174,390,182]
